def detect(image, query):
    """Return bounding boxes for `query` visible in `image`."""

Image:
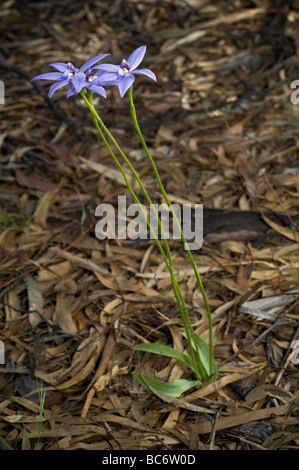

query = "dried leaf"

[191,405,290,434]
[24,275,44,328]
[53,292,77,334]
[245,384,295,405]
[262,213,299,242]
[236,263,248,296]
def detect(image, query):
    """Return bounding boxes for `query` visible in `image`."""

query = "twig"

[48,246,110,275]
[81,329,115,419]
[226,433,268,450]
[0,298,54,329]
[0,61,73,124]
[209,409,221,450]
[101,421,123,450]
[220,299,299,366]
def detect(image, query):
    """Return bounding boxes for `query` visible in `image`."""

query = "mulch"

[0,0,298,450]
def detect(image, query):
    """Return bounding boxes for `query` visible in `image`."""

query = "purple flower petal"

[101,78,119,87]
[31,72,63,82]
[70,72,86,93]
[128,46,146,71]
[88,84,107,98]
[94,64,119,73]
[132,69,157,81]
[66,85,77,99]
[48,62,69,72]
[79,54,110,73]
[118,74,135,97]
[48,79,70,98]
[92,72,118,87]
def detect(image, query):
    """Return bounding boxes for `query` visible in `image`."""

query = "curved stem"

[81,90,205,380]
[128,85,213,374]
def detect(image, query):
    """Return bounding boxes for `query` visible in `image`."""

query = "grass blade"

[181,330,218,378]
[134,342,197,373]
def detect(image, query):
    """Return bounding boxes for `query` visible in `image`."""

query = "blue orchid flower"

[94,46,156,97]
[66,69,115,99]
[31,54,110,98]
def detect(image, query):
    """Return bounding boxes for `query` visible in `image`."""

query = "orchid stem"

[128,85,213,375]
[80,90,205,380]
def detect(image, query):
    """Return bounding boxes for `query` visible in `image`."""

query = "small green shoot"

[180,329,218,379]
[134,330,217,398]
[34,380,46,450]
[0,436,9,450]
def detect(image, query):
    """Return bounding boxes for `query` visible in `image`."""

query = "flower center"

[85,68,97,82]
[63,62,76,78]
[118,59,130,78]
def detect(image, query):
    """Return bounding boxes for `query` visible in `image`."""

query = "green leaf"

[0,436,8,450]
[0,213,15,226]
[181,330,218,379]
[132,372,201,398]
[134,342,197,374]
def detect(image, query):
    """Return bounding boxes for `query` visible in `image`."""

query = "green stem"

[81,90,205,380]
[128,85,213,374]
